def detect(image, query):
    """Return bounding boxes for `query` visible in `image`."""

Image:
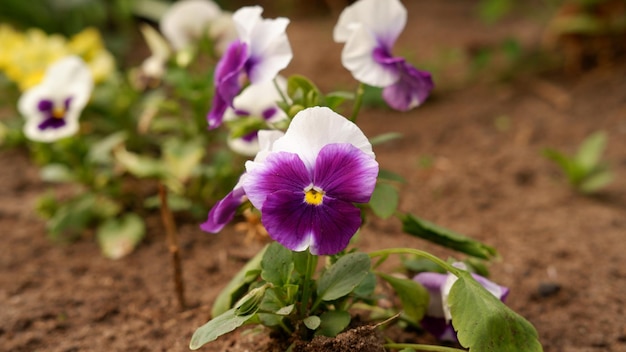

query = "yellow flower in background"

[0,26,115,91]
[68,27,115,83]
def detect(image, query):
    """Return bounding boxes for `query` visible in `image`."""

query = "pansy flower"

[207,6,292,129]
[223,77,288,156]
[243,107,379,255]
[161,0,221,51]
[18,55,93,143]
[333,0,433,111]
[414,264,510,341]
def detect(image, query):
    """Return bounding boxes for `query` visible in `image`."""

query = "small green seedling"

[543,131,613,194]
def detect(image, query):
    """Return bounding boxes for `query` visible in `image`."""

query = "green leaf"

[316,310,351,337]
[353,272,377,298]
[377,273,429,324]
[261,242,294,286]
[449,271,543,352]
[287,75,321,108]
[317,252,371,301]
[377,169,406,183]
[40,163,76,183]
[324,91,354,109]
[46,194,98,241]
[579,169,613,194]
[87,131,127,164]
[304,315,321,330]
[369,183,399,219]
[189,308,256,350]
[96,213,146,260]
[162,138,205,183]
[113,147,164,179]
[575,131,607,173]
[400,213,498,260]
[212,245,267,317]
[369,132,403,146]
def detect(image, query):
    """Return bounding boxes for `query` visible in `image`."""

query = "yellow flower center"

[52,106,65,119]
[304,188,324,206]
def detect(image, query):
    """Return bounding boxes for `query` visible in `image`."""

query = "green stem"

[349,83,365,123]
[384,343,467,352]
[273,78,289,107]
[368,248,462,276]
[299,250,318,318]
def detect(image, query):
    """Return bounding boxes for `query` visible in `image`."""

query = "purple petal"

[260,190,361,255]
[382,62,433,111]
[414,272,446,295]
[472,273,510,302]
[259,189,314,252]
[207,40,249,129]
[372,46,403,66]
[243,151,311,211]
[421,316,458,342]
[261,106,278,120]
[308,197,362,255]
[38,99,53,112]
[200,186,246,233]
[313,143,378,204]
[37,117,66,131]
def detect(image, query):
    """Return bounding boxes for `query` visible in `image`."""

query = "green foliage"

[543,131,613,193]
[377,273,429,325]
[449,271,543,351]
[400,213,499,260]
[369,182,399,219]
[96,213,146,260]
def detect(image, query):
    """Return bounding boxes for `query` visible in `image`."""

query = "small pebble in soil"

[536,282,561,298]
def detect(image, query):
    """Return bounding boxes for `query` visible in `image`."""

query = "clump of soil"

[292,325,385,352]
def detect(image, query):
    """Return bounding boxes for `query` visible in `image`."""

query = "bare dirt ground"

[1,1,626,351]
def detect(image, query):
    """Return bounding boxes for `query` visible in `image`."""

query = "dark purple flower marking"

[36,97,73,131]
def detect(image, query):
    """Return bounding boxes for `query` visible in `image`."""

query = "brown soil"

[2,1,626,352]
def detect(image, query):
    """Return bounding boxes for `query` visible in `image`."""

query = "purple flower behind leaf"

[414,268,509,342]
[333,0,433,111]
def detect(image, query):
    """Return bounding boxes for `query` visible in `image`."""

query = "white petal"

[23,118,79,143]
[232,6,292,83]
[441,271,458,323]
[231,76,287,118]
[333,0,406,45]
[140,24,170,61]
[209,12,238,56]
[254,130,285,163]
[271,106,374,169]
[160,0,222,51]
[227,137,261,157]
[341,24,399,87]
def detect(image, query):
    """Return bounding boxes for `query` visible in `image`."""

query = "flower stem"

[299,250,318,319]
[384,343,467,352]
[368,248,462,276]
[273,78,289,107]
[159,183,186,311]
[349,83,365,123]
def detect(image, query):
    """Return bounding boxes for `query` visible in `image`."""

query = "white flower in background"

[18,56,93,143]
[223,77,288,156]
[160,0,237,56]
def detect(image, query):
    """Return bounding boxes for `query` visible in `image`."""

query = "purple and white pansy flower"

[223,76,288,157]
[414,263,510,342]
[201,107,379,255]
[18,55,93,143]
[207,6,292,130]
[333,0,433,111]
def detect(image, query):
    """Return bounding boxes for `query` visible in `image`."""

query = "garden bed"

[2,1,626,351]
